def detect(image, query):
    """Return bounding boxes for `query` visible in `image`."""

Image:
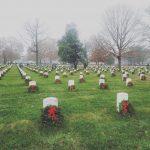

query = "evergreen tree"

[58,24,87,69]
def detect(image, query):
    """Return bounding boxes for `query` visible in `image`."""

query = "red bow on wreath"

[123,101,128,113]
[31,85,36,91]
[48,106,57,121]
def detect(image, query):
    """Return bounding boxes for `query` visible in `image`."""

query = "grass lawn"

[0,65,150,150]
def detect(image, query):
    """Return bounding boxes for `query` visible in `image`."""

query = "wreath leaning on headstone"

[41,105,64,128]
[119,100,135,116]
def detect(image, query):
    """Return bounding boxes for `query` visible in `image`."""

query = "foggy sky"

[0,0,149,41]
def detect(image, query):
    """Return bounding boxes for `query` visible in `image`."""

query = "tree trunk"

[49,59,52,64]
[3,55,7,64]
[74,63,77,69]
[35,30,38,65]
[84,63,87,69]
[117,56,121,70]
[39,59,41,64]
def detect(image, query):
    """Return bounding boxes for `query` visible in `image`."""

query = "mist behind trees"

[0,5,150,66]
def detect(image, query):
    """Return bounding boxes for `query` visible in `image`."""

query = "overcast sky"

[0,0,150,41]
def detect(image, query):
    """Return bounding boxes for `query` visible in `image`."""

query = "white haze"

[0,0,149,42]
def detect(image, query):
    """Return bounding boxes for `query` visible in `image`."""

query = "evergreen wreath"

[41,105,64,128]
[119,101,135,116]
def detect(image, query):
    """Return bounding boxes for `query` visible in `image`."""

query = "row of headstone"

[26,65,88,84]
[26,65,83,79]
[28,64,150,74]
[27,64,144,90]
[27,64,137,79]
[17,65,28,80]
[0,64,7,70]
[17,65,37,93]
[26,66,50,78]
[43,91,132,120]
[92,65,150,75]
[26,64,91,77]
[0,65,12,80]
[24,65,78,92]
[26,64,149,89]
[29,63,150,78]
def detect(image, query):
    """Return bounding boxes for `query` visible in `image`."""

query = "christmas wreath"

[119,101,135,116]
[100,83,108,89]
[41,105,64,128]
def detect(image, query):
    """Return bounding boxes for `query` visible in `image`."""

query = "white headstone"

[126,78,132,86]
[97,70,100,75]
[117,92,128,112]
[68,80,74,86]
[125,72,128,76]
[43,97,58,108]
[123,74,127,78]
[55,75,60,80]
[44,72,48,76]
[63,72,67,75]
[29,81,36,86]
[56,71,59,74]
[86,70,89,74]
[25,76,31,80]
[140,73,145,79]
[99,79,105,85]
[100,74,105,79]
[80,75,84,79]
[22,72,26,76]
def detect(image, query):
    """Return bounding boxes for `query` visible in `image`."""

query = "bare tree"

[99,6,139,69]
[0,37,23,64]
[89,36,109,65]
[0,38,5,63]
[24,19,46,65]
[123,46,149,65]
[40,38,58,64]
[26,47,36,62]
[142,7,150,50]
[26,38,58,64]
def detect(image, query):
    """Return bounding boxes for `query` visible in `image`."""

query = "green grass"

[0,65,150,150]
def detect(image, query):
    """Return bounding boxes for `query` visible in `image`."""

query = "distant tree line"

[0,37,23,64]
[0,5,150,68]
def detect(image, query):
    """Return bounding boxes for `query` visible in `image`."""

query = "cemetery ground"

[0,65,150,150]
